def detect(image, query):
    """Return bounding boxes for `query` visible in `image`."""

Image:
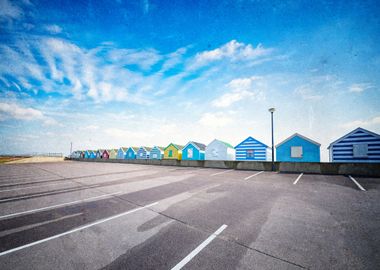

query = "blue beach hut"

[234,136,270,161]
[125,147,139,159]
[84,150,90,159]
[117,147,128,159]
[150,146,164,159]
[328,127,380,163]
[276,133,320,162]
[137,146,152,159]
[182,141,206,160]
[89,151,96,159]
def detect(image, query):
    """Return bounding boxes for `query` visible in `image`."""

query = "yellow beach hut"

[164,143,184,160]
[108,149,118,159]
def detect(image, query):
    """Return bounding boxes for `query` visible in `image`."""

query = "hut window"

[140,152,143,157]
[291,146,303,158]
[187,148,193,158]
[246,150,254,158]
[169,150,173,157]
[353,143,368,158]
[153,154,157,158]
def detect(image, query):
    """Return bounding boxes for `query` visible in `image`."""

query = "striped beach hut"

[276,133,320,162]
[137,146,152,159]
[182,141,206,160]
[126,147,139,159]
[150,146,164,159]
[164,143,184,160]
[117,147,128,159]
[235,136,270,161]
[328,127,380,163]
[205,139,234,160]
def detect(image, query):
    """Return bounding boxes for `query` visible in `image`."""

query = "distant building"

[150,146,164,160]
[102,150,110,159]
[205,139,234,160]
[276,133,320,162]
[182,141,206,160]
[108,149,117,159]
[164,143,184,160]
[235,136,270,161]
[328,127,380,163]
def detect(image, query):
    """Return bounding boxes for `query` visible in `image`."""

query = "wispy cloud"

[0,0,22,20]
[294,85,323,100]
[212,76,264,108]
[341,115,380,129]
[0,102,43,120]
[348,83,373,93]
[44,24,62,34]
[198,112,233,128]
[189,40,273,70]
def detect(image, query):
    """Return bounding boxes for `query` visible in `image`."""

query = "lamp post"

[268,108,275,171]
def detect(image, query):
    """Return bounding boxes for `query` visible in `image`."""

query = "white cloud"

[294,85,323,100]
[0,0,22,20]
[0,102,43,120]
[81,125,99,131]
[212,76,263,108]
[341,115,380,129]
[44,24,63,34]
[190,40,273,70]
[198,112,233,128]
[348,83,373,93]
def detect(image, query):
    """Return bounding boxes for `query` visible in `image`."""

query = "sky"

[0,0,379,161]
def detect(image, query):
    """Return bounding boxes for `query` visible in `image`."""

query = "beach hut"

[96,149,104,159]
[117,147,128,159]
[150,146,164,159]
[164,143,184,160]
[102,150,110,159]
[276,133,320,162]
[126,147,139,159]
[328,127,380,163]
[84,150,90,159]
[205,139,235,160]
[235,136,271,161]
[108,149,117,159]
[137,146,152,159]
[89,150,96,159]
[182,141,206,160]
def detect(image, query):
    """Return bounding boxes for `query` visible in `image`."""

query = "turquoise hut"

[276,133,320,162]
[89,150,96,159]
[182,141,206,160]
[125,147,139,159]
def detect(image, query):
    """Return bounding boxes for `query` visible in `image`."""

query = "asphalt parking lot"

[0,161,379,270]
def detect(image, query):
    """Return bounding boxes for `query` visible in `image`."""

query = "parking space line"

[171,224,228,270]
[293,173,303,185]
[0,182,67,193]
[244,171,264,180]
[0,184,101,203]
[0,191,122,220]
[0,202,158,257]
[210,169,234,176]
[348,175,366,191]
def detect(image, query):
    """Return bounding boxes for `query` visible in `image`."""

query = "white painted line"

[171,224,228,270]
[348,175,366,191]
[293,173,304,185]
[210,169,234,176]
[0,184,100,203]
[0,213,83,237]
[0,182,67,193]
[0,191,122,220]
[244,171,264,180]
[0,202,158,257]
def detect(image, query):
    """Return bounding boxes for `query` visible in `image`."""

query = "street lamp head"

[268,108,275,113]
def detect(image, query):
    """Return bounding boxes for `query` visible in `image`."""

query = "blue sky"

[0,0,379,161]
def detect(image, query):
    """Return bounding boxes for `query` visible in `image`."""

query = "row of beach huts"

[71,127,380,163]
